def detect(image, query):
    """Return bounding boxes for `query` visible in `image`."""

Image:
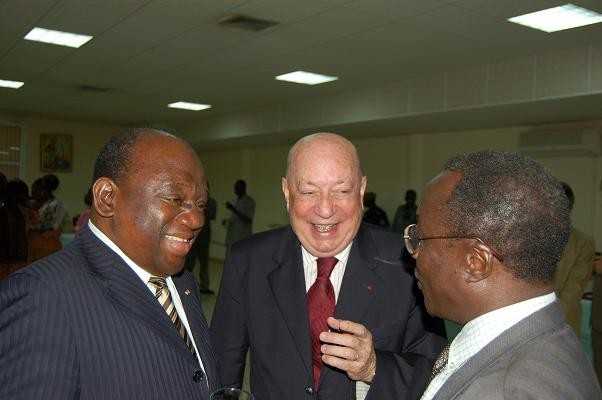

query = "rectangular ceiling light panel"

[275,71,338,85]
[168,102,212,111]
[24,27,93,48]
[508,4,602,32]
[0,79,24,89]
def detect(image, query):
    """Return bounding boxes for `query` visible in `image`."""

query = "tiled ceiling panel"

[0,0,601,128]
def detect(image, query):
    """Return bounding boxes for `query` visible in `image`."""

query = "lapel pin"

[184,289,191,296]
[366,285,373,293]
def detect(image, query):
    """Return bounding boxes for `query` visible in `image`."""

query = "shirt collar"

[447,292,557,368]
[301,241,353,265]
[88,220,152,285]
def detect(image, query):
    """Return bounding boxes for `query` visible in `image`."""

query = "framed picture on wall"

[40,133,73,172]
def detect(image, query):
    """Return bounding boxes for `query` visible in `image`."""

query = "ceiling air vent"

[218,14,278,32]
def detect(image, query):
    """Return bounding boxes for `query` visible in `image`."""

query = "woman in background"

[74,187,92,235]
[0,178,30,278]
[28,174,66,261]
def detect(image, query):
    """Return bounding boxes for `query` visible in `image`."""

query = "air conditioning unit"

[518,122,602,158]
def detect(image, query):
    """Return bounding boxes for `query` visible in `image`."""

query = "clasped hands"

[320,316,376,383]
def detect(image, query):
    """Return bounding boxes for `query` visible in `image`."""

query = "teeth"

[166,235,190,243]
[314,224,335,232]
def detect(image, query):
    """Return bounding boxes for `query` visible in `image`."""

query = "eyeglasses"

[403,224,504,262]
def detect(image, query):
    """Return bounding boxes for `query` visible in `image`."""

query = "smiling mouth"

[164,235,194,243]
[313,223,337,233]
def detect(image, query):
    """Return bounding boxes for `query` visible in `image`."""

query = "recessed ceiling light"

[0,79,24,89]
[167,102,212,111]
[9,146,20,151]
[508,3,602,32]
[24,27,93,48]
[275,71,338,85]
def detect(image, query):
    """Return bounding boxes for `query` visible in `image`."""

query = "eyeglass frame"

[403,223,504,262]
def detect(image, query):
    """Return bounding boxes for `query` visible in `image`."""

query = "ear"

[464,242,494,283]
[360,176,367,198]
[92,177,118,218]
[281,176,290,211]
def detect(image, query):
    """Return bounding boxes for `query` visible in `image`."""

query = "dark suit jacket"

[0,226,219,399]
[211,224,445,400]
[432,301,601,400]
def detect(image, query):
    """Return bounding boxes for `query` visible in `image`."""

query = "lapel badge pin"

[366,284,373,293]
[184,289,191,296]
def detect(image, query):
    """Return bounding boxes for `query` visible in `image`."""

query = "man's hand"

[320,317,376,383]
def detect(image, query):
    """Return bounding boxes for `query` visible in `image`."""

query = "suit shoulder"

[9,241,89,289]
[502,325,600,399]
[230,225,291,254]
[361,224,403,257]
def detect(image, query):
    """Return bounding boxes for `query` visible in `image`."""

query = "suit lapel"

[433,301,565,400]
[173,275,220,392]
[335,225,379,324]
[267,227,313,374]
[78,226,197,362]
[320,225,381,386]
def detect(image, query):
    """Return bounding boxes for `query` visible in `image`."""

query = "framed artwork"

[40,133,73,172]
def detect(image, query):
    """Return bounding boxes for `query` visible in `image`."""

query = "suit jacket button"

[193,369,205,383]
[305,386,314,395]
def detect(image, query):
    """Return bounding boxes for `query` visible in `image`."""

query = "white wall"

[201,125,602,260]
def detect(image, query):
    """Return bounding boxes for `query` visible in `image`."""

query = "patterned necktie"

[148,276,195,353]
[429,344,450,383]
[307,256,338,389]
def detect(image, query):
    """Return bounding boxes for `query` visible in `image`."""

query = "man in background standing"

[392,189,417,234]
[224,179,255,256]
[553,182,595,336]
[186,185,217,294]
[362,192,389,228]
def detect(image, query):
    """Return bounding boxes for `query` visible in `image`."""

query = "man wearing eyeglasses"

[406,150,600,400]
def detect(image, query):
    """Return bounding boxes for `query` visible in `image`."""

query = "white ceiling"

[1,0,602,136]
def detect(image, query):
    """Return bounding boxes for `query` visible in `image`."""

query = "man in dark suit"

[0,129,219,399]
[211,133,444,400]
[410,150,600,400]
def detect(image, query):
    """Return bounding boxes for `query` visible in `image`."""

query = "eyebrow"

[297,179,350,186]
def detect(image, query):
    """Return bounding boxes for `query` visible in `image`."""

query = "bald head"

[286,133,364,181]
[282,132,367,257]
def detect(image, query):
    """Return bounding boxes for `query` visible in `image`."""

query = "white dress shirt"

[88,221,207,377]
[420,292,557,400]
[302,243,370,399]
